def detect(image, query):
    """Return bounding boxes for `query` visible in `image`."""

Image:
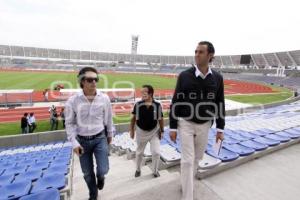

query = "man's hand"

[216,131,224,143]
[170,131,177,143]
[73,146,84,156]
[107,137,112,144]
[130,130,135,139]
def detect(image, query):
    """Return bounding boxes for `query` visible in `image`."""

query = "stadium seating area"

[1,44,300,68]
[0,141,72,200]
[112,101,300,170]
[222,73,300,91]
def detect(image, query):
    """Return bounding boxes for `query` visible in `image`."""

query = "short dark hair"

[30,113,34,116]
[24,113,28,117]
[77,67,98,88]
[142,85,154,97]
[198,41,215,62]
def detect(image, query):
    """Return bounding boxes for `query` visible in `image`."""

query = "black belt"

[77,131,104,140]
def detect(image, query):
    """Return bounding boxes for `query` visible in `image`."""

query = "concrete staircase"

[71,154,181,200]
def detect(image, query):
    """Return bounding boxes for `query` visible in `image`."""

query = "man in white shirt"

[65,67,114,200]
[28,113,36,133]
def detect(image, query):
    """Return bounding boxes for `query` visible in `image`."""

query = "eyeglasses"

[84,77,99,83]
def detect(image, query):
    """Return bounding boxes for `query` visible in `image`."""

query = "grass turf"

[0,71,176,90]
[226,85,294,105]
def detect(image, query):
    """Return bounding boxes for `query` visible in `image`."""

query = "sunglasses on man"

[84,77,99,83]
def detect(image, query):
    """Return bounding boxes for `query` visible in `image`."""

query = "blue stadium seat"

[0,180,31,200]
[277,131,300,139]
[207,139,215,147]
[12,157,27,163]
[223,143,255,156]
[222,136,240,145]
[2,164,28,176]
[46,164,69,175]
[250,130,268,137]
[0,174,14,186]
[14,169,43,182]
[38,155,54,161]
[160,138,169,145]
[22,159,37,166]
[60,147,72,153]
[30,173,66,193]
[223,129,235,137]
[19,188,60,200]
[228,134,249,142]
[206,148,239,162]
[239,140,268,151]
[235,130,258,139]
[0,162,16,169]
[283,129,300,138]
[56,154,72,161]
[259,128,275,134]
[51,158,70,166]
[28,161,49,171]
[265,134,291,143]
[206,144,212,152]
[208,130,217,139]
[253,137,280,146]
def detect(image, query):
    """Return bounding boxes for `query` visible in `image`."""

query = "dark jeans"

[77,133,109,199]
[50,118,58,131]
[29,123,37,133]
[21,127,28,134]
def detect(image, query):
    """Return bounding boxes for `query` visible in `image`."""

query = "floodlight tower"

[131,35,139,64]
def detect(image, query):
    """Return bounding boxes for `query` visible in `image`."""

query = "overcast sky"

[0,0,299,56]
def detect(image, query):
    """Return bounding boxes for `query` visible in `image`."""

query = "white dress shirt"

[65,90,114,148]
[194,64,213,79]
[170,65,224,133]
[28,116,36,125]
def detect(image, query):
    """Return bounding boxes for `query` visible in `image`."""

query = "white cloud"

[0,0,299,55]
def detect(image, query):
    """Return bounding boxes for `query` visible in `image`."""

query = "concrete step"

[102,169,170,194]
[72,153,157,200]
[104,157,154,186]
[101,171,180,200]
[71,152,181,200]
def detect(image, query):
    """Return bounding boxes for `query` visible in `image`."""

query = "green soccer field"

[0,71,177,90]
